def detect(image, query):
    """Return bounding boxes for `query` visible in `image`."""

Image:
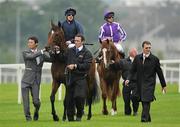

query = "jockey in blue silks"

[98,11,127,58]
[59,8,84,48]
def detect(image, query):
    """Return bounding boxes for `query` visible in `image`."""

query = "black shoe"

[125,113,131,116]
[141,119,150,123]
[33,112,39,121]
[133,112,138,116]
[76,117,81,121]
[26,117,32,121]
[141,119,147,122]
[68,117,74,122]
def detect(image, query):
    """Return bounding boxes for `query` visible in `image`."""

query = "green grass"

[0,83,180,127]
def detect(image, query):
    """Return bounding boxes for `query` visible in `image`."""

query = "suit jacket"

[128,53,166,102]
[58,45,92,98]
[21,49,51,87]
[110,57,136,81]
[65,46,92,83]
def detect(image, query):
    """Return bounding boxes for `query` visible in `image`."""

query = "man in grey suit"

[21,36,51,121]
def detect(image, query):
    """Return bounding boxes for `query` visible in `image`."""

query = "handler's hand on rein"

[67,64,77,70]
[54,45,60,54]
[125,80,129,86]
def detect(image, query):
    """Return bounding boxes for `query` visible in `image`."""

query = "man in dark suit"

[110,48,139,116]
[21,36,51,121]
[57,34,92,121]
[126,41,167,122]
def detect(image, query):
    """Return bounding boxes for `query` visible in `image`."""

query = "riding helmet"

[104,11,114,20]
[65,8,76,16]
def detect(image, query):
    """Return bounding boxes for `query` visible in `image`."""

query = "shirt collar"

[129,56,134,62]
[31,48,37,52]
[143,53,150,58]
[77,45,83,51]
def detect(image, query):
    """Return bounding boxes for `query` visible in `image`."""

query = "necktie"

[76,48,79,54]
[143,56,146,64]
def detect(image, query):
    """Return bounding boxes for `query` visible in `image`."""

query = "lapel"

[140,53,143,64]
[37,49,43,64]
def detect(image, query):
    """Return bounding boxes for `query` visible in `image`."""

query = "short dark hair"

[28,36,38,44]
[75,34,85,42]
[142,41,151,47]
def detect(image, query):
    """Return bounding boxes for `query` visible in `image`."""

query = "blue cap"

[65,8,76,16]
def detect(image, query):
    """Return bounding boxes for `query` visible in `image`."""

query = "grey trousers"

[21,81,40,119]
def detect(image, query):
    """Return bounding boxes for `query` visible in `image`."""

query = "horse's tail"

[86,63,101,105]
[89,78,101,104]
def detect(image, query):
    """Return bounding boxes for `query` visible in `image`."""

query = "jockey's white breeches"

[114,42,124,53]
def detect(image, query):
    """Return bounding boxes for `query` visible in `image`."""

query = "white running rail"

[0,63,62,104]
[0,60,180,103]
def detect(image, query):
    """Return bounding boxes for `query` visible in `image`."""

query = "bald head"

[129,48,138,58]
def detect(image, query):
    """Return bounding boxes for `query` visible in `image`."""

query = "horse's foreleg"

[50,81,60,121]
[100,80,108,115]
[87,95,92,120]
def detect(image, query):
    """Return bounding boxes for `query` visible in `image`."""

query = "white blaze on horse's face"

[102,48,108,68]
[51,30,55,35]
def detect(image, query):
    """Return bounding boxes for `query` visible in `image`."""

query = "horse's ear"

[50,20,55,28]
[58,21,61,27]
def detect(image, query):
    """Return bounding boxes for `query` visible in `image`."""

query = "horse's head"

[47,20,67,53]
[101,39,120,68]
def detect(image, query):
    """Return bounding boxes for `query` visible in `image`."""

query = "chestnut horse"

[47,21,100,121]
[97,39,122,115]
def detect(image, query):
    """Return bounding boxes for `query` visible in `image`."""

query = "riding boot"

[119,52,125,58]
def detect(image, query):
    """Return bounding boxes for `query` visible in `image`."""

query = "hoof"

[53,114,59,121]
[102,110,108,115]
[87,115,92,120]
[62,116,66,121]
[111,109,117,116]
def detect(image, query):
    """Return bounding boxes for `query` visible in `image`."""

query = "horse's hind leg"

[111,99,117,115]
[111,82,118,115]
[50,81,60,121]
[102,94,108,115]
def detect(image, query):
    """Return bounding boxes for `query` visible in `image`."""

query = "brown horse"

[47,21,100,121]
[97,39,122,115]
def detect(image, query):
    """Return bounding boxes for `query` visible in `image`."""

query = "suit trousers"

[122,85,139,115]
[21,80,41,119]
[141,101,151,122]
[66,84,85,121]
[75,97,85,119]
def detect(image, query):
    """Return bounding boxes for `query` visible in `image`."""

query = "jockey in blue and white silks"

[99,11,127,54]
[59,8,84,48]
